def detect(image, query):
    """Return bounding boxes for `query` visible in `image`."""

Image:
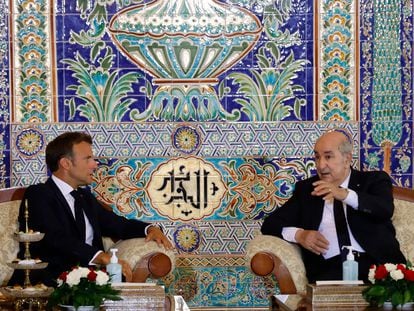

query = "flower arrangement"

[47,266,122,310]
[362,262,414,308]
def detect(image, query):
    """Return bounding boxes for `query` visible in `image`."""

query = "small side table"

[271,294,414,311]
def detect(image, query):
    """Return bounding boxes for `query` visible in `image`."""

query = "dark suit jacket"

[9,178,150,286]
[261,169,405,281]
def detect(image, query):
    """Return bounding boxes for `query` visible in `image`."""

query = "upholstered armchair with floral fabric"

[246,186,414,295]
[0,187,174,287]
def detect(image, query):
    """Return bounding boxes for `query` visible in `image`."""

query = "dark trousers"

[306,252,375,283]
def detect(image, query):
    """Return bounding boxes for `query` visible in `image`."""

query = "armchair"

[0,186,174,286]
[246,186,414,294]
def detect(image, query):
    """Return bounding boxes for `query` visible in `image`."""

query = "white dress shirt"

[51,175,94,246]
[282,172,365,258]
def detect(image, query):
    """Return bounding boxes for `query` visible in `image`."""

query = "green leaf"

[391,291,403,307]
[403,289,411,304]
[366,285,386,297]
[408,282,414,297]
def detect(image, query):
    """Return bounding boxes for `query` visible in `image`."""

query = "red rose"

[375,264,388,280]
[58,271,68,282]
[87,270,98,282]
[404,269,414,281]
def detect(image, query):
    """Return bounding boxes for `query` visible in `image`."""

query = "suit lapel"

[46,178,87,237]
[347,168,362,192]
[45,178,76,224]
[306,177,325,230]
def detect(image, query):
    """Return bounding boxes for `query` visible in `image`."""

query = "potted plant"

[47,266,122,310]
[362,262,414,308]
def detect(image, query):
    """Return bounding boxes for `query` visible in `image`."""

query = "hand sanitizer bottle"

[342,246,358,281]
[106,248,122,283]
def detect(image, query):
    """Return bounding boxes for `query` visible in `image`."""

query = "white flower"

[96,270,110,286]
[57,279,63,287]
[66,269,82,286]
[368,266,376,284]
[78,267,91,277]
[390,269,404,281]
[384,263,397,272]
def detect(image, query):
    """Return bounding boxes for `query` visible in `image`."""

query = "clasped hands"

[295,180,349,255]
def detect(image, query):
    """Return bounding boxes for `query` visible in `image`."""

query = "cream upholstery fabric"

[113,238,175,272]
[392,199,414,263]
[0,200,20,286]
[247,198,414,294]
[246,234,308,294]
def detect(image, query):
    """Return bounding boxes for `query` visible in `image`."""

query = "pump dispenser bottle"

[106,248,122,283]
[342,246,358,281]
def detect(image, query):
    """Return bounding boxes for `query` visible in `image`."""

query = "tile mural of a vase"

[108,0,262,121]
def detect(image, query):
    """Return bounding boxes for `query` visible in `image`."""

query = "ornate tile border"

[0,0,9,187]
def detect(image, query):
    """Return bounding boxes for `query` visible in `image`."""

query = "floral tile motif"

[359,0,413,178]
[15,128,45,158]
[0,0,9,188]
[320,0,354,121]
[173,224,201,253]
[159,261,278,308]
[172,125,202,155]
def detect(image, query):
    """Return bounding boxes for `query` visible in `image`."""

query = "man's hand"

[146,226,174,250]
[311,180,349,201]
[295,229,329,255]
[93,252,133,281]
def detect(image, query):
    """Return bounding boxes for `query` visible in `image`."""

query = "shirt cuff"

[343,188,359,209]
[282,227,301,243]
[89,250,103,266]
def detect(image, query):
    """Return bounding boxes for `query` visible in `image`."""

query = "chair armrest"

[246,234,308,294]
[111,238,175,282]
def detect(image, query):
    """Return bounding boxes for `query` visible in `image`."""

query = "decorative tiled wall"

[1,0,412,309]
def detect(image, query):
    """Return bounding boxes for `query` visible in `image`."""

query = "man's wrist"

[294,228,304,243]
[340,187,350,201]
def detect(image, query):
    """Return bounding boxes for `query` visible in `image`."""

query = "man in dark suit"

[261,129,405,283]
[9,132,173,286]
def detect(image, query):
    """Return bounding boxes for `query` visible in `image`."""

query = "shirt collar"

[51,175,75,196]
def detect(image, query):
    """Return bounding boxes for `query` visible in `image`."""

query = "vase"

[108,0,262,81]
[107,0,262,121]
[59,305,99,311]
[383,302,414,310]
